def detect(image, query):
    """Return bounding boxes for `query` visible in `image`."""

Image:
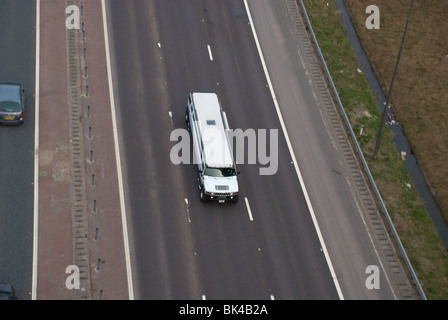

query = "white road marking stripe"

[185,198,191,223]
[32,0,41,301]
[244,197,254,221]
[101,0,134,300]
[222,111,229,130]
[207,44,214,61]
[168,111,173,126]
[244,0,344,300]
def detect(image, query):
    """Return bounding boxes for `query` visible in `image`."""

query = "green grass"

[302,0,448,299]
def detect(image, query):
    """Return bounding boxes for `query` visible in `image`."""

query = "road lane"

[185,0,339,299]
[0,0,410,300]
[107,1,205,299]
[107,0,339,299]
[0,0,36,300]
[245,0,415,298]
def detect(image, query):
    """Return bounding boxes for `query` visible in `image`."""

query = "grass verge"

[345,0,448,225]
[302,0,448,299]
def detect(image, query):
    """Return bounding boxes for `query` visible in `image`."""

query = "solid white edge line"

[243,0,344,300]
[207,44,214,61]
[101,0,134,300]
[32,0,41,301]
[222,111,229,130]
[244,197,254,221]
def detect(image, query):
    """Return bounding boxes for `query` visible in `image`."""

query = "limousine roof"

[191,92,234,168]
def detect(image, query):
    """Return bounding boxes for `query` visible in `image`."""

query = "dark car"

[0,283,16,300]
[0,82,25,125]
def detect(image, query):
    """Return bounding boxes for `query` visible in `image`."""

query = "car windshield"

[0,101,20,112]
[204,167,236,177]
[0,291,11,299]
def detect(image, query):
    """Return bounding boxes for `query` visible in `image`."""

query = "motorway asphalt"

[107,0,340,299]
[0,0,36,300]
[105,0,420,299]
[0,0,416,300]
[247,0,400,299]
[103,0,412,300]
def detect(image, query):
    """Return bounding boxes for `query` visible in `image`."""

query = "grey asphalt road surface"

[246,0,397,299]
[107,0,340,299]
[0,0,410,300]
[0,0,413,301]
[0,0,36,300]
[104,0,412,300]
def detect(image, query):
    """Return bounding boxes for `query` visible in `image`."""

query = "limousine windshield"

[204,167,236,177]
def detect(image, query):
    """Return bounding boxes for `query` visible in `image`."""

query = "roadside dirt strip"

[37,0,129,299]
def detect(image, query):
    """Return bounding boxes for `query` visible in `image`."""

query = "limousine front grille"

[214,192,231,197]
